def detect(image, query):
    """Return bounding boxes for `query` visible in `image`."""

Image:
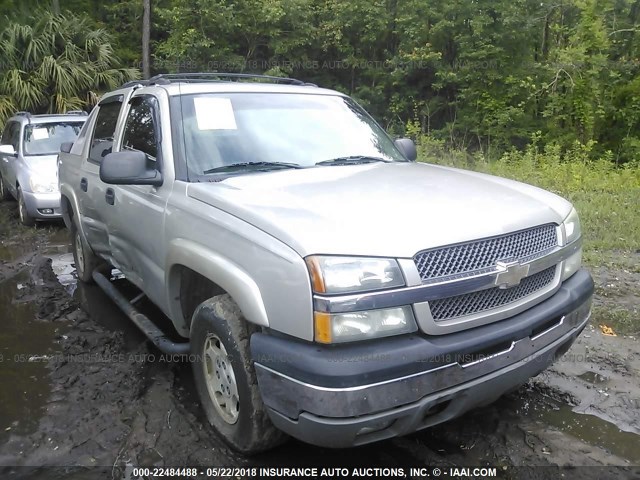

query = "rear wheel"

[71,222,103,283]
[17,187,35,226]
[0,175,11,201]
[190,294,287,454]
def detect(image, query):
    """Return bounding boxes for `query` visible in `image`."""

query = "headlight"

[305,256,405,294]
[314,306,417,343]
[29,176,57,194]
[561,207,582,281]
[562,207,581,244]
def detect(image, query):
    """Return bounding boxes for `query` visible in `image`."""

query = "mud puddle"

[577,371,608,384]
[0,269,69,444]
[534,401,640,464]
[508,390,640,464]
[0,237,82,444]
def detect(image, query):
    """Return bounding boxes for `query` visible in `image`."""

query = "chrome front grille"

[414,224,558,282]
[429,266,557,321]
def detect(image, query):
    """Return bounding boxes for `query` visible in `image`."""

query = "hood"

[187,162,572,258]
[24,155,59,179]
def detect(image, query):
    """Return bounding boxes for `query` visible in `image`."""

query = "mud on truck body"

[57,73,593,453]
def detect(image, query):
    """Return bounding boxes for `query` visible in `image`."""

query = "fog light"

[39,208,54,215]
[564,298,592,327]
[356,419,394,436]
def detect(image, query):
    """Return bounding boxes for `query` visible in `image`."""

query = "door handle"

[80,177,88,192]
[105,188,115,205]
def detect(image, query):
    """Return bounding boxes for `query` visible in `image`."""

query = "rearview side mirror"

[394,138,417,162]
[60,142,73,154]
[100,150,163,187]
[0,144,17,157]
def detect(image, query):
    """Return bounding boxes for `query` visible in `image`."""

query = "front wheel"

[0,175,11,201]
[17,187,35,226]
[71,223,103,283]
[190,294,287,454]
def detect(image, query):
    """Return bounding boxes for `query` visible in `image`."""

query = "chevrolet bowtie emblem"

[494,260,530,289]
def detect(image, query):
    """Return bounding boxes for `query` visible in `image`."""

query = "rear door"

[79,96,125,255]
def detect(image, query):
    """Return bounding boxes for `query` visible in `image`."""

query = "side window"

[89,100,122,163]
[0,122,12,145]
[9,123,20,151]
[70,110,95,155]
[2,122,20,151]
[121,97,159,161]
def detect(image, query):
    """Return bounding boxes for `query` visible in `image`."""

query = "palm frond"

[0,10,140,115]
[52,93,84,114]
[0,95,17,124]
[0,69,45,110]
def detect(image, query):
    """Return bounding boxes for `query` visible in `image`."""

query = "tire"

[71,222,103,283]
[190,294,287,454]
[17,187,35,226]
[0,175,11,201]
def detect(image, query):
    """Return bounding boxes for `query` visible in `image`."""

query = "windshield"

[23,122,85,156]
[177,93,406,179]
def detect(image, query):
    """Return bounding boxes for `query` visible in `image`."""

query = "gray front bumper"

[22,190,62,219]
[253,271,593,448]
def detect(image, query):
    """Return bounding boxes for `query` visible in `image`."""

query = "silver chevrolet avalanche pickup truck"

[58,73,593,453]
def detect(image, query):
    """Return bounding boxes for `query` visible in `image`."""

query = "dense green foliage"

[0,0,638,161]
[0,8,139,121]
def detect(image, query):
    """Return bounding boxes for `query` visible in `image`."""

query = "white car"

[0,111,87,225]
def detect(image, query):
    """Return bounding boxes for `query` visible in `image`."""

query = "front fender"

[166,238,269,335]
[16,166,31,193]
[59,182,83,233]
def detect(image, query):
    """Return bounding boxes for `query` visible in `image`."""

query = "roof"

[159,82,343,97]
[122,72,316,87]
[10,112,88,124]
[115,72,344,98]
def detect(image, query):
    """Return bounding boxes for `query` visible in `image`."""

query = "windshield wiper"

[315,156,391,166]
[203,161,304,175]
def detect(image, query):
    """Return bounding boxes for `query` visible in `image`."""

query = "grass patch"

[417,138,640,268]
[592,306,640,337]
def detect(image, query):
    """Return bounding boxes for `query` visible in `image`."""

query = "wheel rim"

[202,334,240,424]
[74,230,86,275]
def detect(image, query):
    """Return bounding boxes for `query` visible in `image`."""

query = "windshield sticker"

[31,128,50,140]
[194,97,237,130]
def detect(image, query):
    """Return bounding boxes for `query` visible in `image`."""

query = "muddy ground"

[0,201,638,480]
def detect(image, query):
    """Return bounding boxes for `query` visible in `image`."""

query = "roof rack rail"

[120,72,316,88]
[66,110,88,115]
[121,80,146,89]
[15,111,31,116]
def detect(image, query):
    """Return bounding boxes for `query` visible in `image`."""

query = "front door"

[101,94,170,309]
[0,121,21,197]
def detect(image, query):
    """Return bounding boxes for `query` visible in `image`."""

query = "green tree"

[0,9,139,122]
[11,0,637,162]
